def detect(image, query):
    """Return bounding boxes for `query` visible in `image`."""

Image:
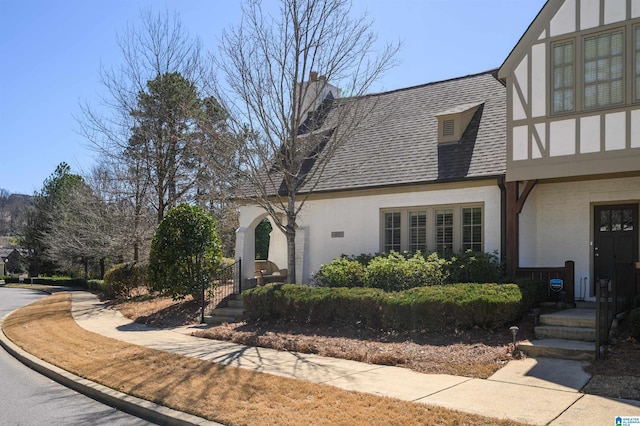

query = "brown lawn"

[3,292,528,426]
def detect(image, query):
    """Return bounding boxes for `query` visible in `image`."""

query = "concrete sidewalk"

[69,291,640,425]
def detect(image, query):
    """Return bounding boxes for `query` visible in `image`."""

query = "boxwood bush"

[311,257,366,288]
[313,250,501,290]
[447,250,502,284]
[243,281,539,331]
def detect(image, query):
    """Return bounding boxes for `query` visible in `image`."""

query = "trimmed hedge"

[104,262,149,299]
[4,276,88,287]
[243,281,545,331]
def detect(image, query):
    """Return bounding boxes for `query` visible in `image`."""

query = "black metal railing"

[208,258,242,309]
[595,277,612,360]
[595,261,635,360]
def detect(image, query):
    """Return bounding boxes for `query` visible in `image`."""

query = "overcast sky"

[0,0,546,195]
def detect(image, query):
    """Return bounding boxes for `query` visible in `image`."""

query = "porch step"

[227,298,245,309]
[539,308,596,328]
[575,301,596,309]
[519,339,598,361]
[534,325,595,342]
[203,297,245,325]
[525,308,601,360]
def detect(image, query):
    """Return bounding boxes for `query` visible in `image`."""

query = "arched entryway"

[235,206,288,289]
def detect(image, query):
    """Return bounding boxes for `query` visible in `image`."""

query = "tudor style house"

[236,70,507,284]
[236,0,640,307]
[498,0,640,304]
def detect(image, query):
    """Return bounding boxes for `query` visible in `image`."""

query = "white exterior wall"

[237,183,503,284]
[518,176,640,299]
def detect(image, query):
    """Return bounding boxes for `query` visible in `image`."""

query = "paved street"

[0,287,155,426]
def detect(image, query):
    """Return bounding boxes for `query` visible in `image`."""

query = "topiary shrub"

[311,257,366,288]
[103,262,142,299]
[148,203,222,301]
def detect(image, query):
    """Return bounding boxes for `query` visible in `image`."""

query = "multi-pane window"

[584,30,624,109]
[435,209,454,256]
[552,41,575,113]
[462,207,483,251]
[383,212,401,252]
[409,211,427,252]
[600,208,634,232]
[635,26,640,102]
[381,206,483,254]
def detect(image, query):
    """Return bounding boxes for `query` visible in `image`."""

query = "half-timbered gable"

[500,0,640,181]
[499,0,640,303]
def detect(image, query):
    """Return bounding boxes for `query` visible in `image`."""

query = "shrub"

[363,251,449,291]
[148,204,222,300]
[630,307,640,339]
[103,262,148,299]
[318,250,504,290]
[244,282,524,331]
[344,253,378,266]
[312,257,366,288]
[3,276,89,288]
[512,277,547,315]
[363,252,408,291]
[447,250,502,283]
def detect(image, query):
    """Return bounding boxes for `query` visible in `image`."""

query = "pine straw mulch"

[582,318,640,401]
[116,295,640,401]
[116,295,531,379]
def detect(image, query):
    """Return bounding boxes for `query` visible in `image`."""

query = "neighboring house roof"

[0,248,20,259]
[297,69,506,194]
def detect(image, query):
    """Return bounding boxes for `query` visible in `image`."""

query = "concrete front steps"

[519,306,599,361]
[203,295,245,325]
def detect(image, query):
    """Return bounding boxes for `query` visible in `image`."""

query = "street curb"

[0,311,222,426]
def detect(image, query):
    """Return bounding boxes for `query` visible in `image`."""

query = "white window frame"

[380,204,484,255]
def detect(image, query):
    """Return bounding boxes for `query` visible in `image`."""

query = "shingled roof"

[296,69,506,194]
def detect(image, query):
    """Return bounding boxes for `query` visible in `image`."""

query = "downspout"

[497,176,507,267]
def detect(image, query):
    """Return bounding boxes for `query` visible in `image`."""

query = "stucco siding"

[237,183,503,284]
[297,184,503,282]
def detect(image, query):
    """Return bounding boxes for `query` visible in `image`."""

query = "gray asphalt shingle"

[299,69,506,193]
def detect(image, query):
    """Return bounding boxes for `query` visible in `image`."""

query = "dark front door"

[594,204,638,309]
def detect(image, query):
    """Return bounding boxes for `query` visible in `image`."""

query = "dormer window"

[436,102,483,144]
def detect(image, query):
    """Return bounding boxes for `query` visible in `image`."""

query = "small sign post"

[550,278,563,292]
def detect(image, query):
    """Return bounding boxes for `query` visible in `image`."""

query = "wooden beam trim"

[515,179,537,214]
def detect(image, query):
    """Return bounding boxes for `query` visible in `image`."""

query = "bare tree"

[42,181,120,278]
[84,160,155,262]
[215,0,399,281]
[79,9,233,223]
[79,8,241,257]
